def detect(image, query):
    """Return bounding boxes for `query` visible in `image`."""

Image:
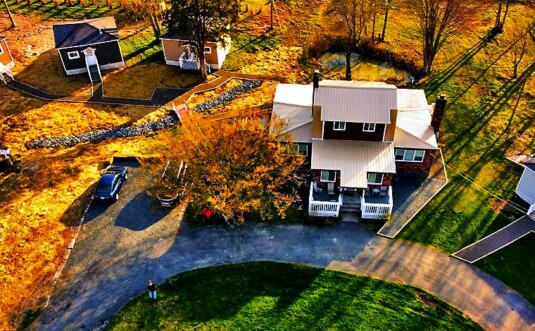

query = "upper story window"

[367,173,383,184]
[320,170,336,182]
[67,51,80,60]
[395,149,425,162]
[204,46,212,54]
[363,123,376,132]
[333,121,346,131]
[297,144,308,157]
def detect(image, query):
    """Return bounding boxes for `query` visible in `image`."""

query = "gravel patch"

[27,79,264,149]
[192,79,263,113]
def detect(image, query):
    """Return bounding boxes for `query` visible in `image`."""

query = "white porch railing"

[308,184,342,217]
[361,186,393,219]
[0,63,14,84]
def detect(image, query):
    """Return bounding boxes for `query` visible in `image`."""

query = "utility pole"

[3,0,16,28]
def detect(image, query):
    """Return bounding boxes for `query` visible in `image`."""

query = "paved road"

[453,215,535,263]
[32,214,535,331]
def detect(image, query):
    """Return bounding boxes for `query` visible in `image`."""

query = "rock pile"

[27,79,264,149]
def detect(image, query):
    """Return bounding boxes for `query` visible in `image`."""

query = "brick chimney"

[312,70,320,116]
[431,94,447,136]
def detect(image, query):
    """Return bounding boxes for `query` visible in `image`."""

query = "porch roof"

[311,140,396,188]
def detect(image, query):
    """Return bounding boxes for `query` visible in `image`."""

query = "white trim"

[363,123,376,132]
[322,119,325,139]
[333,121,346,131]
[165,59,181,66]
[67,51,80,60]
[64,61,124,75]
[297,144,308,157]
[320,170,336,182]
[382,124,386,142]
[56,39,119,50]
[367,173,383,185]
[58,49,69,75]
[395,148,425,162]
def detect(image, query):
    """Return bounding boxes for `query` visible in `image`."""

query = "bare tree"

[492,0,510,33]
[380,0,391,41]
[408,0,473,75]
[327,0,375,80]
[3,0,16,28]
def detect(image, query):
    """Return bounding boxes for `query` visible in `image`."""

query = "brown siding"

[395,150,435,174]
[203,41,219,65]
[312,106,322,139]
[162,39,219,65]
[323,122,385,141]
[384,109,398,142]
[0,39,13,66]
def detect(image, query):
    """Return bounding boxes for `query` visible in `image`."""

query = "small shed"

[515,156,535,215]
[52,17,124,80]
[160,31,231,72]
[0,36,14,69]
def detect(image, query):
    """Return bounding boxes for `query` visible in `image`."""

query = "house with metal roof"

[272,74,445,219]
[52,17,124,84]
[511,155,535,215]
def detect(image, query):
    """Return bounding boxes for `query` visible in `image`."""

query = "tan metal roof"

[395,109,438,149]
[315,80,396,123]
[397,89,429,110]
[311,140,396,188]
[287,123,313,143]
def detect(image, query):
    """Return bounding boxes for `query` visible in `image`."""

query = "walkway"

[453,215,535,263]
[378,150,448,238]
[32,220,535,330]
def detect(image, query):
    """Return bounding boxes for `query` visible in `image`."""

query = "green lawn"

[5,0,118,20]
[108,262,482,331]
[475,233,535,305]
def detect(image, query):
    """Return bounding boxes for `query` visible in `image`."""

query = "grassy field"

[109,262,482,331]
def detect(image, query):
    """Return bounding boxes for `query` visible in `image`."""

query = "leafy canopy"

[157,113,304,222]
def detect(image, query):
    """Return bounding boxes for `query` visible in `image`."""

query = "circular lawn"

[108,262,481,330]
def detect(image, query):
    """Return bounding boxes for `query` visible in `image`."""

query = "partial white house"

[513,155,535,215]
[272,75,445,219]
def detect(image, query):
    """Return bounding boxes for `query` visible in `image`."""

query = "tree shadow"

[424,29,497,96]
[59,182,99,227]
[115,192,170,231]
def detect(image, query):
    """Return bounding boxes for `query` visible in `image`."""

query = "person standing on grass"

[147,280,157,300]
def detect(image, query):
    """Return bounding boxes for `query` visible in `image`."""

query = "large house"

[272,74,445,219]
[52,17,125,83]
[160,32,231,72]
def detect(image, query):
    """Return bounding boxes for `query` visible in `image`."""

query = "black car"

[94,166,128,202]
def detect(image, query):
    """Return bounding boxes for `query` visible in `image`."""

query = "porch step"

[0,73,13,84]
[88,65,101,83]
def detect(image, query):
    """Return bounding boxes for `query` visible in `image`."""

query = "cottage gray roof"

[53,17,119,49]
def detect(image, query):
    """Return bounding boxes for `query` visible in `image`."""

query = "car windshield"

[96,184,112,193]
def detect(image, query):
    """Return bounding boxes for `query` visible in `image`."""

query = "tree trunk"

[371,0,377,41]
[501,0,510,28]
[423,50,435,76]
[345,49,352,81]
[495,2,502,28]
[3,0,16,28]
[198,47,208,81]
[149,14,161,39]
[381,0,389,41]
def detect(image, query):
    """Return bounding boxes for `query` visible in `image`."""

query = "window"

[0,44,4,55]
[363,123,376,132]
[67,51,80,60]
[297,144,308,157]
[395,149,426,162]
[204,46,212,54]
[320,170,336,182]
[367,173,383,184]
[333,121,346,131]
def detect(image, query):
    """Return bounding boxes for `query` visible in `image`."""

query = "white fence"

[308,185,342,217]
[361,186,393,219]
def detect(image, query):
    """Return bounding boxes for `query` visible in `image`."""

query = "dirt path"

[31,219,535,331]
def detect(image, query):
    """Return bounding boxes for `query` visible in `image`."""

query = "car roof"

[99,173,118,185]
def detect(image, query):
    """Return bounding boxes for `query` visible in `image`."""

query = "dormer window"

[363,123,376,132]
[67,51,80,60]
[204,46,212,54]
[333,121,346,131]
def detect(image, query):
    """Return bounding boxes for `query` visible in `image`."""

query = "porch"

[308,184,393,219]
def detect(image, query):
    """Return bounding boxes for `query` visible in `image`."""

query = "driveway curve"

[33,221,535,331]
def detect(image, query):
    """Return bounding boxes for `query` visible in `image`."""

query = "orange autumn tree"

[156,114,305,222]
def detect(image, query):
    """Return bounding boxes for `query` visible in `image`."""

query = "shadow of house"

[114,192,171,231]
